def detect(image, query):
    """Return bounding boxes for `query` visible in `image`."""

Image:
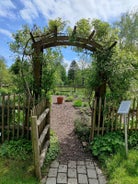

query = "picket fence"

[0,94,34,142]
[90,97,138,140]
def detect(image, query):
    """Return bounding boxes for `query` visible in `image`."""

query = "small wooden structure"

[30,26,116,99]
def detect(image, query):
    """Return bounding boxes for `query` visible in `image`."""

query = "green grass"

[0,130,60,184]
[0,157,39,184]
[105,149,138,184]
[0,139,39,184]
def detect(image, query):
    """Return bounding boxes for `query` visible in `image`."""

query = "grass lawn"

[0,157,39,184]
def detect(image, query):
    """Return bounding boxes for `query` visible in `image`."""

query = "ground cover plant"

[90,130,138,184]
[105,149,138,184]
[44,130,60,165]
[0,130,60,183]
[0,139,39,184]
[74,119,90,142]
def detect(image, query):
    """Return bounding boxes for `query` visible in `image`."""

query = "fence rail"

[31,98,50,180]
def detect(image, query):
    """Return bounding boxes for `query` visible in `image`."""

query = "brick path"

[44,159,106,184]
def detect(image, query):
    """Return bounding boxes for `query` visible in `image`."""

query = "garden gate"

[31,98,50,179]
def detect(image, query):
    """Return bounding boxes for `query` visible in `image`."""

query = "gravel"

[51,95,91,163]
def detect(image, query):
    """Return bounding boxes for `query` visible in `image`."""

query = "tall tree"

[115,10,138,94]
[115,10,138,53]
[0,57,13,93]
[68,60,80,89]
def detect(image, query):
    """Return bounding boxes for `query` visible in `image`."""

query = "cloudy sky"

[0,0,137,67]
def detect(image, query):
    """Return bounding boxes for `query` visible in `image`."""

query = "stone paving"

[44,159,107,184]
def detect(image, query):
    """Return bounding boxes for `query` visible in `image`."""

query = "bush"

[65,95,74,102]
[128,130,138,149]
[44,130,60,165]
[90,131,124,162]
[0,139,32,160]
[73,99,82,107]
[74,119,90,142]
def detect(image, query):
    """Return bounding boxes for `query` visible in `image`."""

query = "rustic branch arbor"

[31,26,116,101]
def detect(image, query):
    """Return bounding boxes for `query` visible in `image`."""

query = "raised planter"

[57,96,64,104]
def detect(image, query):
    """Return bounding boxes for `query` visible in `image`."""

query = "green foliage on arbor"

[8,13,137,98]
[9,21,68,95]
[86,16,138,102]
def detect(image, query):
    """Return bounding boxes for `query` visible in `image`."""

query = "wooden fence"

[31,98,50,180]
[90,97,138,140]
[0,94,33,142]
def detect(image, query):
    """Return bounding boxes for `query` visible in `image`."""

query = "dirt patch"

[51,95,92,163]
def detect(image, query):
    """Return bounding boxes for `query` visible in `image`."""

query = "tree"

[68,60,80,90]
[114,9,138,95]
[9,21,67,97]
[42,48,64,94]
[115,9,138,53]
[0,57,13,93]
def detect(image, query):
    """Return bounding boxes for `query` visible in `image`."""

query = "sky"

[0,0,138,68]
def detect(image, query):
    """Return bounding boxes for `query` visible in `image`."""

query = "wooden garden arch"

[30,26,116,99]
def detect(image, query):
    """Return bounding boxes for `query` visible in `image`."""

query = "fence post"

[31,116,41,179]
[46,99,51,141]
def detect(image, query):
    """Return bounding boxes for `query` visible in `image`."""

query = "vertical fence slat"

[27,98,31,139]
[22,96,26,137]
[102,98,106,135]
[91,98,97,140]
[12,94,16,139]
[97,97,102,135]
[17,95,20,139]
[7,94,10,141]
[2,96,5,142]
[136,99,138,129]
[132,98,135,129]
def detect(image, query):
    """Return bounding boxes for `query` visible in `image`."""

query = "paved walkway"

[44,159,106,184]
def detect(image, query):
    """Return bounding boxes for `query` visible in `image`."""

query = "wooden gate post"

[31,116,41,179]
[32,45,43,100]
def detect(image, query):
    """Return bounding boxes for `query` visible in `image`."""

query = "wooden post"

[46,99,51,141]
[32,45,43,99]
[31,116,41,179]
[2,95,4,142]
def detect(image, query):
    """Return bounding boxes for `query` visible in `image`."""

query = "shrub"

[65,95,74,102]
[0,139,32,160]
[44,130,60,165]
[90,131,124,162]
[128,130,138,149]
[74,119,90,142]
[73,99,82,107]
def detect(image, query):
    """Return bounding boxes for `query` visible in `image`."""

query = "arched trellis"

[30,26,117,99]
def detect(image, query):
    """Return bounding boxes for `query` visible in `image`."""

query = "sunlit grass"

[0,157,39,184]
[106,149,138,184]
